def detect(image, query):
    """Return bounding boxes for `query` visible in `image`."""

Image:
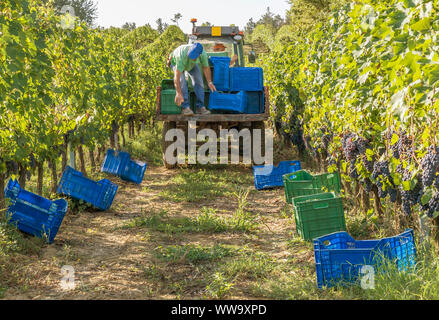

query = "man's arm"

[202,66,217,92]
[230,54,238,67]
[174,69,184,106]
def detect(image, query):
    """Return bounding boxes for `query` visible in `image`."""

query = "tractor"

[155,19,270,169]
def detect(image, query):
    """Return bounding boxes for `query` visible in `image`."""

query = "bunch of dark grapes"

[420,146,439,188]
[26,171,31,181]
[400,169,422,216]
[372,161,394,199]
[342,133,358,161]
[6,161,18,176]
[348,159,359,179]
[372,161,390,180]
[304,135,318,157]
[391,143,400,160]
[435,174,439,189]
[417,190,430,213]
[321,133,332,150]
[362,178,373,193]
[290,122,306,152]
[362,155,375,172]
[376,179,387,198]
[356,137,368,155]
[397,131,414,159]
[388,187,398,203]
[112,122,120,132]
[29,154,36,169]
[426,192,439,218]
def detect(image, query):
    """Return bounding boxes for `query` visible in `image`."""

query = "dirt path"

[3,165,314,300]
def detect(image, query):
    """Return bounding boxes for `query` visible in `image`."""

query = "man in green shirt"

[169,43,216,115]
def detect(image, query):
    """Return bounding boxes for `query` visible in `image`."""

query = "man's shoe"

[181,108,194,116]
[196,107,211,115]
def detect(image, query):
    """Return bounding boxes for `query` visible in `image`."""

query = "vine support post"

[37,161,44,196]
[361,187,370,215]
[77,145,87,176]
[114,132,120,150]
[18,163,26,189]
[371,185,384,217]
[0,172,5,210]
[120,124,126,147]
[61,142,68,172]
[48,159,57,195]
[68,142,76,170]
[89,147,96,172]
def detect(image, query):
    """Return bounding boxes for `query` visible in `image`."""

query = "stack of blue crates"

[57,166,118,211]
[208,56,264,114]
[101,149,147,184]
[4,179,68,243]
[313,229,417,288]
[253,161,302,190]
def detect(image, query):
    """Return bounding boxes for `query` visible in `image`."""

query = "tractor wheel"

[251,121,266,164]
[162,121,177,169]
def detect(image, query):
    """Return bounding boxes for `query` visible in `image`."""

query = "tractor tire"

[252,121,266,165]
[162,121,177,169]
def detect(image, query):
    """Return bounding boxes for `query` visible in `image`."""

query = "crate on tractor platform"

[253,161,301,190]
[246,91,265,114]
[283,170,342,204]
[291,192,346,242]
[101,149,147,184]
[209,56,231,91]
[208,91,247,113]
[314,229,416,288]
[4,179,68,243]
[161,89,181,114]
[230,67,263,91]
[57,166,118,211]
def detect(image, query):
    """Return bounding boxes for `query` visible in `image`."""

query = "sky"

[94,0,291,33]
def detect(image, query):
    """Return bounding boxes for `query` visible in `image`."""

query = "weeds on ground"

[205,272,235,299]
[125,189,259,234]
[154,244,237,264]
[159,168,252,202]
[124,125,162,166]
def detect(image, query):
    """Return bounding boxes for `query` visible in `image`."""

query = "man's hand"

[230,54,238,66]
[208,81,217,93]
[175,92,184,106]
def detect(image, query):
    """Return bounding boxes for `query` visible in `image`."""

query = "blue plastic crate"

[209,56,230,91]
[253,161,302,190]
[246,91,264,114]
[57,166,118,211]
[120,159,147,184]
[101,149,131,176]
[4,179,68,243]
[230,67,263,91]
[101,149,147,184]
[208,91,247,113]
[314,229,416,289]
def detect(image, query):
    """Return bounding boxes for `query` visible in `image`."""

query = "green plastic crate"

[313,171,342,193]
[283,170,342,204]
[292,192,346,241]
[161,79,175,90]
[161,89,181,114]
[207,52,229,58]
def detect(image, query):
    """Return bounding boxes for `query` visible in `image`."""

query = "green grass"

[124,188,259,234]
[154,244,238,264]
[159,168,253,202]
[124,124,163,166]
[218,251,276,281]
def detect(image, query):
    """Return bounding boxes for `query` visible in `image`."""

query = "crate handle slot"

[313,203,329,210]
[323,240,331,246]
